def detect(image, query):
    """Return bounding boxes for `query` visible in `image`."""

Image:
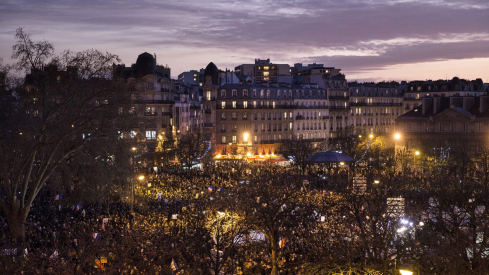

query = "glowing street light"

[369,133,374,139]
[393,132,402,141]
[137,175,145,181]
[414,150,420,156]
[399,269,413,275]
[131,147,137,152]
[243,132,249,143]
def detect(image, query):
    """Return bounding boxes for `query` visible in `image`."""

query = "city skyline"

[1,0,488,82]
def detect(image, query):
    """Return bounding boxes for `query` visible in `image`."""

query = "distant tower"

[203,62,219,145]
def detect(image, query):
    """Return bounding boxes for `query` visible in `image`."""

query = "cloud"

[0,0,488,81]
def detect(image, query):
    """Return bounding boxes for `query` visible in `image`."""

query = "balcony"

[328,96,350,100]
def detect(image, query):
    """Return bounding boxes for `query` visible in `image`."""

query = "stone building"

[349,85,404,135]
[396,94,489,151]
[113,52,190,152]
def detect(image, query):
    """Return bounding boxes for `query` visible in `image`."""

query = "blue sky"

[1,0,488,81]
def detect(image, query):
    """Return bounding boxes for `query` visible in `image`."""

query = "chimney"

[480,95,489,113]
[450,96,463,108]
[462,96,475,111]
[433,97,441,114]
[422,97,433,116]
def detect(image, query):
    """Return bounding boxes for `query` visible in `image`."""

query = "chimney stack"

[422,97,433,116]
[433,97,441,114]
[480,95,489,113]
[462,96,475,111]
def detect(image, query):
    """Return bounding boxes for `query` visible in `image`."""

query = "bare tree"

[0,28,129,243]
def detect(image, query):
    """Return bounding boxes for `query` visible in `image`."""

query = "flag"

[170,258,178,271]
[218,187,223,192]
[279,237,287,248]
[76,203,81,211]
[93,233,99,239]
[208,186,213,193]
[54,194,61,201]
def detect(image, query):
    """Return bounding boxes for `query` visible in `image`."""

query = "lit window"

[253,101,257,108]
[145,131,156,140]
[221,101,226,109]
[284,112,287,119]
[232,101,236,108]
[289,122,293,130]
[264,66,269,70]
[130,131,137,138]
[263,71,269,77]
[272,101,276,109]
[206,91,211,101]
[232,135,237,143]
[243,101,248,108]
[222,136,226,144]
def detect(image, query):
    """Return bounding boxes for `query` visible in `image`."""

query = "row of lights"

[361,132,421,156]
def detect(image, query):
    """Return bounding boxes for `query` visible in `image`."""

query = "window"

[284,112,287,119]
[243,89,248,97]
[232,89,237,97]
[272,101,276,109]
[206,91,211,101]
[146,130,156,140]
[221,101,226,109]
[232,135,237,143]
[144,106,156,116]
[221,113,226,120]
[289,122,293,130]
[130,130,137,138]
[232,101,237,108]
[243,101,248,108]
[253,101,257,108]
[221,90,226,97]
[232,112,237,120]
[222,136,226,144]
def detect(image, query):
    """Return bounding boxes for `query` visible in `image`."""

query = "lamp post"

[393,132,402,173]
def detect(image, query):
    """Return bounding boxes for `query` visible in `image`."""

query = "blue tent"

[306,151,354,163]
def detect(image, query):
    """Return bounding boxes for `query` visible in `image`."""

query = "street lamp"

[414,150,420,156]
[393,132,401,141]
[369,133,374,139]
[243,132,249,143]
[138,175,145,181]
[399,269,413,275]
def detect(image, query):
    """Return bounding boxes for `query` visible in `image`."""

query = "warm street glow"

[137,175,145,181]
[414,150,420,156]
[394,132,401,141]
[243,132,249,143]
[369,133,374,139]
[399,269,413,275]
[131,147,137,151]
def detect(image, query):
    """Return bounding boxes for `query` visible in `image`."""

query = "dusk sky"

[1,0,488,81]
